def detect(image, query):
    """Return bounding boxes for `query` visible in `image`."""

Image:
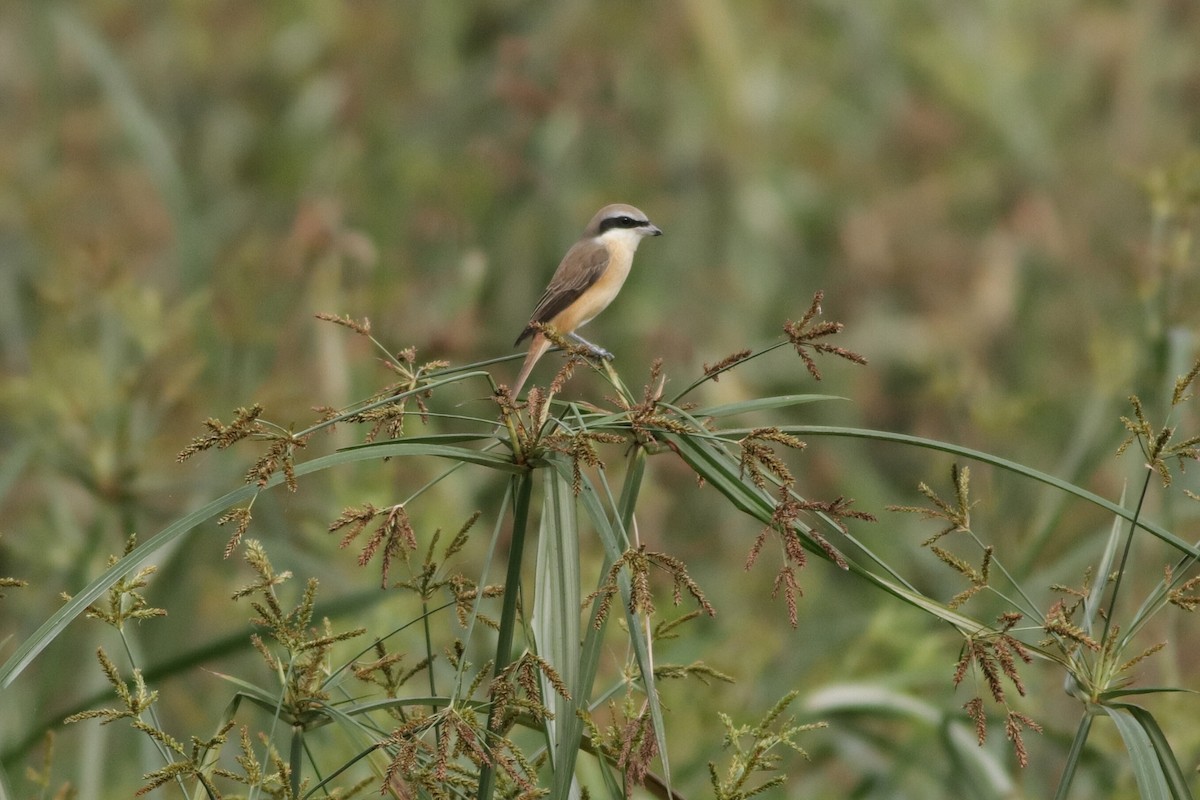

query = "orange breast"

[549,240,636,333]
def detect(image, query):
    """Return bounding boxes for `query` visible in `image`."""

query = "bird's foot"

[569,332,613,361]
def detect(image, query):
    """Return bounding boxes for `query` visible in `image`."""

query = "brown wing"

[514,240,611,346]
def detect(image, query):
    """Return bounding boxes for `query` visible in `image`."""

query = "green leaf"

[1101,705,1172,800]
[550,451,645,800]
[1,480,260,690]
[532,468,581,779]
[554,452,673,794]
[662,429,1068,665]
[336,441,524,472]
[1054,714,1094,800]
[477,474,534,800]
[695,394,842,419]
[773,426,1200,559]
[1100,688,1200,700]
[1,442,519,689]
[1110,703,1195,800]
[1084,493,1126,636]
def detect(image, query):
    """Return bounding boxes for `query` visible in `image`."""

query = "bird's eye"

[599,214,646,234]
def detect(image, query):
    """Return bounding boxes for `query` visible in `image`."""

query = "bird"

[509,203,662,397]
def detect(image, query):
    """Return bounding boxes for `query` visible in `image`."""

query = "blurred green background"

[4,1,1200,797]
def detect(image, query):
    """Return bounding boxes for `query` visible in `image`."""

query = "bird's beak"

[646,223,663,236]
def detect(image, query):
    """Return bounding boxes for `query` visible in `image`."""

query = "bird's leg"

[569,332,613,360]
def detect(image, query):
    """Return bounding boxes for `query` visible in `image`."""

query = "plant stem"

[289,724,303,797]
[476,472,533,800]
[1052,712,1095,800]
[1102,468,1154,643]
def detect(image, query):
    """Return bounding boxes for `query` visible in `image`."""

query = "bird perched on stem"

[510,203,662,397]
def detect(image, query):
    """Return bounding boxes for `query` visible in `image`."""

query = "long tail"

[510,333,552,398]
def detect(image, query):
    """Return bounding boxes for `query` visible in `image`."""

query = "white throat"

[596,227,647,261]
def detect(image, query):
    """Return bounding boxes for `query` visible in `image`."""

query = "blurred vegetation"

[4,1,1200,797]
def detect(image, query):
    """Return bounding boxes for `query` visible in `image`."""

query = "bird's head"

[586,203,663,243]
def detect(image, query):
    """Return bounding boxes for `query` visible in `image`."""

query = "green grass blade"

[202,676,285,716]
[550,452,674,793]
[477,473,534,800]
[1,443,518,688]
[616,446,647,527]
[1083,490,1126,636]
[1101,688,1200,700]
[373,432,504,444]
[1054,713,1095,800]
[662,430,1067,663]
[1111,703,1195,800]
[551,455,641,798]
[1,480,260,689]
[693,394,842,419]
[764,426,1200,559]
[5,590,395,765]
[532,468,581,780]
[1101,705,1172,800]
[662,430,774,519]
[564,455,673,794]
[335,441,524,472]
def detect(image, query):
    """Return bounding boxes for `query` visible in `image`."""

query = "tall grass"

[5,292,1200,797]
[6,3,1200,798]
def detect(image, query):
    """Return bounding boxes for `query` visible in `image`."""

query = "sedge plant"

[3,285,1200,798]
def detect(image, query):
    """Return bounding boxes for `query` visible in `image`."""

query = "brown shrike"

[510,203,662,397]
